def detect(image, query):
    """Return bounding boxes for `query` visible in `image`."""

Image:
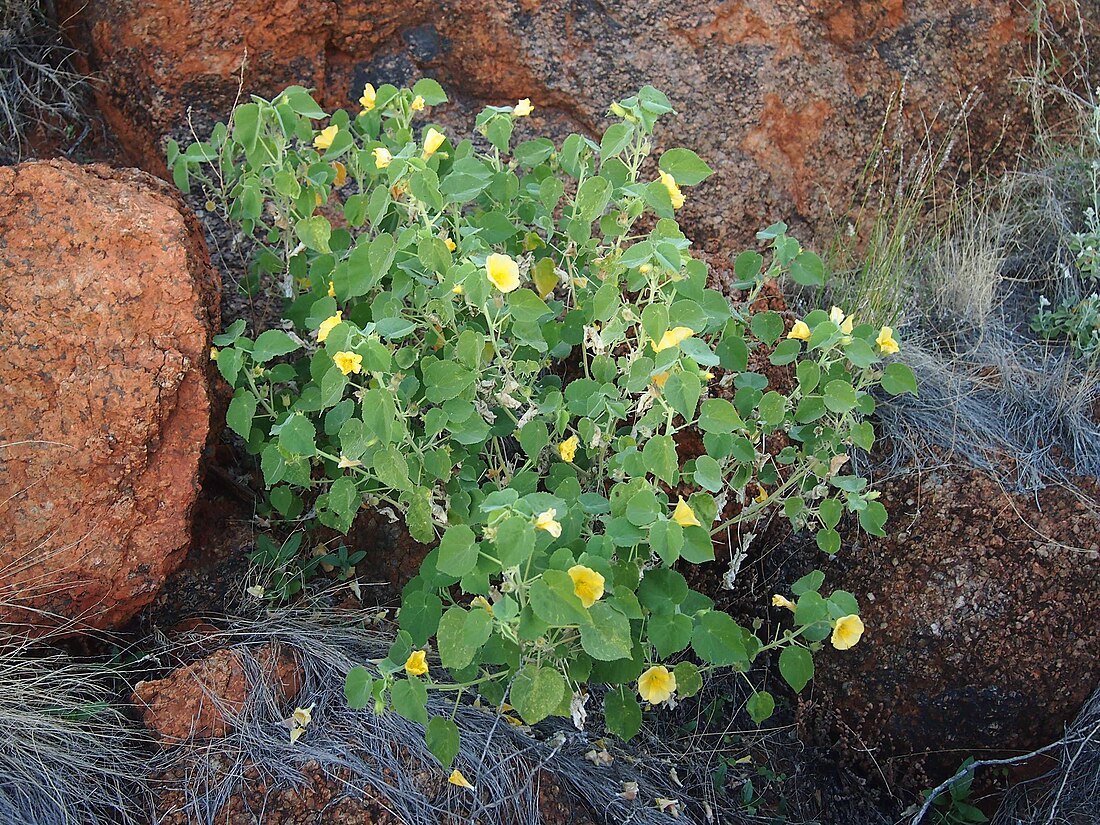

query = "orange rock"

[0,160,218,632]
[134,644,303,743]
[57,0,1098,250]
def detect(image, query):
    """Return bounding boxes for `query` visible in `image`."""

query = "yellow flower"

[568,565,605,608]
[443,236,457,252]
[422,127,446,159]
[448,769,475,789]
[652,326,694,353]
[411,94,425,112]
[702,371,715,381]
[471,595,493,615]
[637,665,677,704]
[485,253,521,292]
[209,346,219,361]
[557,435,579,463]
[652,371,670,389]
[659,170,685,209]
[831,614,865,650]
[535,508,563,539]
[754,486,768,504]
[373,147,393,169]
[327,280,337,298]
[317,311,343,343]
[332,160,348,187]
[359,83,377,112]
[672,497,701,527]
[333,351,363,375]
[638,264,652,274]
[452,283,464,295]
[771,594,797,612]
[829,306,855,334]
[876,325,900,355]
[404,649,429,677]
[513,98,534,117]
[787,320,811,341]
[289,703,314,743]
[313,124,338,151]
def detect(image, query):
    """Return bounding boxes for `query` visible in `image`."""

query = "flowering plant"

[172,81,915,767]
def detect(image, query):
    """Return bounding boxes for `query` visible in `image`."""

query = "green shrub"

[172,81,914,765]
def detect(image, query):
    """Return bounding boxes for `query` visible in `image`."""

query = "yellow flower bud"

[359,83,377,112]
[485,253,521,292]
[638,665,676,704]
[672,497,701,527]
[568,564,605,608]
[404,649,429,676]
[787,320,811,341]
[313,124,338,151]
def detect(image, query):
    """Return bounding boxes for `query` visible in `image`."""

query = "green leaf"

[698,398,742,433]
[232,102,261,153]
[648,519,683,565]
[858,500,888,536]
[295,215,332,253]
[604,687,642,740]
[519,420,549,459]
[658,148,714,185]
[881,362,918,396]
[823,379,858,413]
[412,78,448,105]
[508,289,553,323]
[278,414,316,456]
[649,612,692,657]
[693,455,723,493]
[437,524,478,577]
[391,677,428,726]
[252,330,301,363]
[227,390,258,439]
[750,311,784,345]
[529,569,591,626]
[423,360,474,403]
[747,690,775,724]
[579,603,633,661]
[426,716,461,769]
[510,664,566,725]
[600,122,634,160]
[691,611,750,667]
[642,435,678,486]
[513,137,555,167]
[779,645,814,692]
[436,606,493,671]
[575,176,613,222]
[757,391,787,428]
[399,590,443,646]
[344,666,374,710]
[663,371,701,420]
[789,250,825,286]
[673,661,703,698]
[733,250,764,284]
[791,570,824,595]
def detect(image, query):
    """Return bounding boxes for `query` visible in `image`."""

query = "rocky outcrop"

[811,466,1100,785]
[134,644,302,742]
[0,160,219,632]
[58,0,1095,250]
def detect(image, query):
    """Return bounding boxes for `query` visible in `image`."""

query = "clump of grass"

[0,635,152,825]
[809,2,1100,492]
[0,0,86,161]
[991,686,1100,825]
[144,603,700,825]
